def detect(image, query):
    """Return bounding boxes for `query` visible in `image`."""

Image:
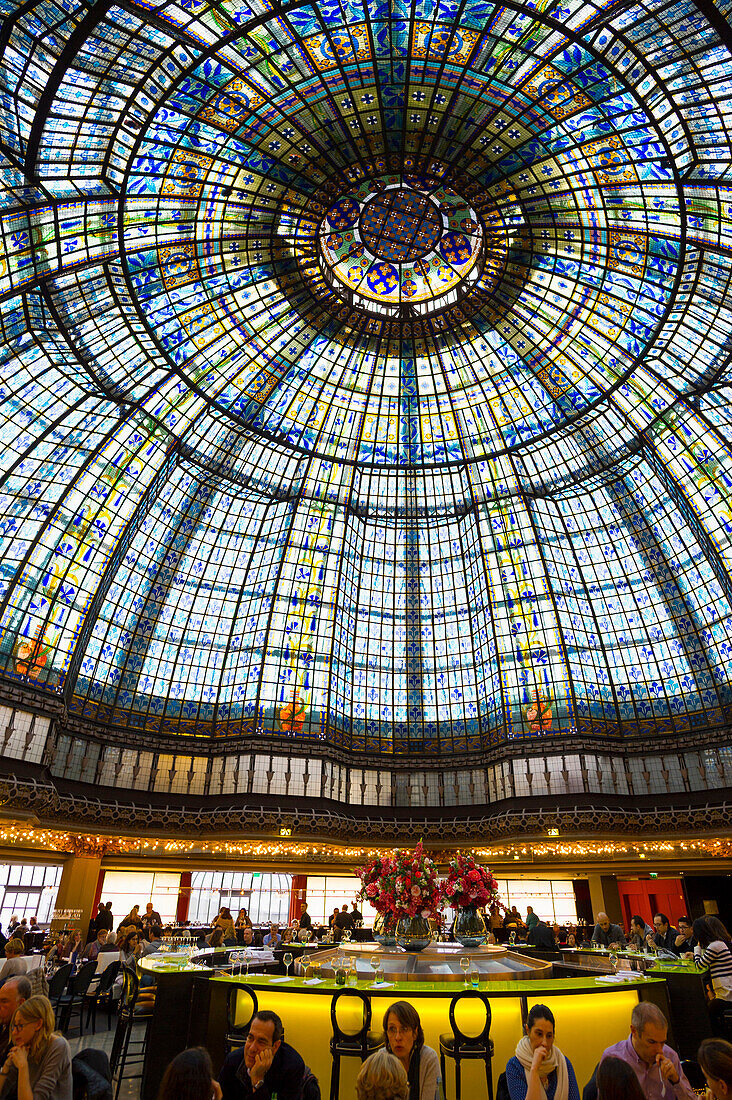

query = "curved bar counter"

[138,945,675,1100]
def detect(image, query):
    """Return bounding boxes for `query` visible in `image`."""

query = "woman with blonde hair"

[357,1049,409,1100]
[0,994,72,1099]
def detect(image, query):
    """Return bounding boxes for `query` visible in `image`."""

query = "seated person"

[118,930,142,968]
[219,1010,304,1100]
[698,1038,732,1100]
[141,925,163,956]
[239,927,256,949]
[0,978,30,1064]
[629,916,653,951]
[527,921,556,949]
[159,1046,222,1100]
[296,928,311,943]
[504,907,525,929]
[0,940,26,983]
[596,1056,645,1100]
[207,927,226,949]
[506,1003,579,1100]
[552,925,567,946]
[357,1050,408,1100]
[383,1000,439,1100]
[647,914,678,953]
[591,913,626,950]
[0,993,72,1099]
[674,917,695,953]
[83,928,109,961]
[235,909,253,930]
[263,924,281,948]
[690,916,732,1034]
[280,927,296,946]
[600,1002,695,1100]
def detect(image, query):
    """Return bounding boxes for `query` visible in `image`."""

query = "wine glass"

[370,954,380,986]
[460,956,470,987]
[283,952,293,979]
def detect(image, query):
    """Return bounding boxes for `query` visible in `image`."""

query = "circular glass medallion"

[359,188,442,261]
[318,175,485,317]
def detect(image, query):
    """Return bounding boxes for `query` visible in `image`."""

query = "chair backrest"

[330,988,372,1047]
[72,960,99,998]
[48,962,72,999]
[93,961,120,996]
[227,983,259,1034]
[94,952,119,975]
[496,1072,510,1100]
[120,966,139,1010]
[447,991,492,1047]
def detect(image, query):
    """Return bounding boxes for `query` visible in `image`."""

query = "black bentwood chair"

[328,988,383,1100]
[225,982,259,1052]
[439,990,494,1100]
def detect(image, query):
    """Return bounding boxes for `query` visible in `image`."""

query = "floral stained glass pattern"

[0,0,732,759]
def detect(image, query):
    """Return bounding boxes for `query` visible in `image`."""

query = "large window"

[187,872,291,926]
[0,863,62,928]
[496,879,578,925]
[305,875,376,925]
[100,871,181,925]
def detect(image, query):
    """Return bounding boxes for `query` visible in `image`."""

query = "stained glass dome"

[2,0,732,770]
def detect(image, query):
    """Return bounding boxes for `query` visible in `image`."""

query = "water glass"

[469,965,480,989]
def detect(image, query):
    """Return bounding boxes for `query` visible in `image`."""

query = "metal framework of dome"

[2,0,732,828]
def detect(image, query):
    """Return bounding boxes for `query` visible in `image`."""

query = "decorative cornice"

[1,770,731,847]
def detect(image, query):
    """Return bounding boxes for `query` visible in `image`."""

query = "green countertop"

[208,973,666,996]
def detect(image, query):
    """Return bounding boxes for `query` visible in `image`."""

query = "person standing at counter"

[298,905,312,931]
[591,914,626,950]
[219,1010,304,1100]
[505,1004,579,1100]
[600,1003,696,1100]
[383,1001,440,1100]
[526,907,539,932]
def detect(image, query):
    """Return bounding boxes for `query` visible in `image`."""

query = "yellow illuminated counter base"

[207,972,669,1099]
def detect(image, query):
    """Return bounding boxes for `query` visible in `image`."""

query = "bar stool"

[110,967,154,1100]
[329,988,383,1100]
[225,983,259,1052]
[439,991,494,1100]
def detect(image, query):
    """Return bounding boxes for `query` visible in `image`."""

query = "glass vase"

[453,905,487,948]
[373,911,397,947]
[395,915,432,952]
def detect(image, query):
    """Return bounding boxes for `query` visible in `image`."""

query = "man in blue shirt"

[263,924,281,948]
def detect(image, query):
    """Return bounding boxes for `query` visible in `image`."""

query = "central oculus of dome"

[359,188,443,261]
[318,175,484,317]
